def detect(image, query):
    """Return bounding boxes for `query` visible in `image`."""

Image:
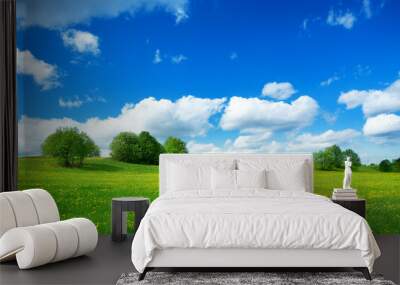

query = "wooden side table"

[112,197,150,242]
[332,199,366,218]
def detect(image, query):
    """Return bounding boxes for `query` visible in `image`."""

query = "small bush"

[391,158,400,172]
[342,148,361,169]
[164,136,188,154]
[138,131,165,164]
[326,145,343,168]
[110,132,142,163]
[314,145,362,171]
[379,159,392,172]
[314,149,336,170]
[110,131,164,165]
[42,127,99,167]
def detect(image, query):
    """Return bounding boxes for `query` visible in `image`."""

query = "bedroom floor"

[0,235,398,285]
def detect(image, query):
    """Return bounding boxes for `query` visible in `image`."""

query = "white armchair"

[0,189,98,269]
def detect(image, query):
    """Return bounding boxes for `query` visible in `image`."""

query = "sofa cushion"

[0,218,97,269]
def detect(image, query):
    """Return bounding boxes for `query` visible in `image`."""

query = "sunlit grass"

[18,157,400,234]
[18,157,158,234]
[314,169,400,234]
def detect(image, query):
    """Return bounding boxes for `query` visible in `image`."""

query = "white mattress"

[131,190,380,273]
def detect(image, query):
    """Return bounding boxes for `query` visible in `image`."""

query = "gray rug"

[116,272,396,285]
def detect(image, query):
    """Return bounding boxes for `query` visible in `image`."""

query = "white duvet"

[131,190,380,273]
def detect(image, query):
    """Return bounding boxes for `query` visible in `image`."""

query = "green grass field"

[18,157,400,234]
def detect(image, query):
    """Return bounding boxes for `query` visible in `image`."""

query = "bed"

[131,154,380,280]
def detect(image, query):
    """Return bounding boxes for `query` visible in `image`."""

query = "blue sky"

[16,0,400,162]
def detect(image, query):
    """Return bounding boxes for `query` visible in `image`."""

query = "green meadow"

[18,157,400,234]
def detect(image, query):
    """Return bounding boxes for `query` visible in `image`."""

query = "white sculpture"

[343,156,352,189]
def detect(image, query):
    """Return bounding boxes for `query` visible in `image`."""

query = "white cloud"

[327,9,356,29]
[16,49,60,90]
[320,75,339,86]
[59,97,83,108]
[229,52,238,60]
[174,6,189,24]
[61,29,100,55]
[58,94,106,109]
[187,141,221,153]
[224,132,282,153]
[229,132,271,150]
[354,64,372,78]
[220,96,319,133]
[321,110,339,125]
[171,54,187,64]
[300,17,321,33]
[338,79,400,117]
[363,0,372,18]
[363,113,400,139]
[302,18,309,30]
[287,129,360,152]
[17,0,189,29]
[188,133,283,154]
[153,49,162,64]
[18,95,226,155]
[187,134,282,154]
[261,82,297,100]
[85,95,106,103]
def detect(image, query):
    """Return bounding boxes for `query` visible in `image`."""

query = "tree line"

[369,159,400,173]
[314,144,400,172]
[314,145,361,170]
[109,131,187,164]
[41,127,399,172]
[41,127,187,167]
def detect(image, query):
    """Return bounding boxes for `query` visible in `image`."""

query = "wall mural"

[17,0,400,234]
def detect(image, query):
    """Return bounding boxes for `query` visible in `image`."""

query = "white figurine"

[343,156,352,189]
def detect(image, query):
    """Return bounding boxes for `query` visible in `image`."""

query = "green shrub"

[314,149,336,170]
[379,159,392,172]
[138,131,164,164]
[110,131,164,165]
[42,127,99,167]
[342,148,361,169]
[314,145,362,171]
[164,136,188,153]
[391,158,400,172]
[110,132,142,163]
[326,145,343,168]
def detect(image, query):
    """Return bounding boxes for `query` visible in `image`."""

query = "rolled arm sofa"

[0,189,98,269]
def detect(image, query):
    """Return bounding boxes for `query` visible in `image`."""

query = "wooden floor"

[0,235,399,285]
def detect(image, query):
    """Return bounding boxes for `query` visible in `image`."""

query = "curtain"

[0,0,17,192]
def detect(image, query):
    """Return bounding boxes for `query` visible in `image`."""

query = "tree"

[314,149,336,170]
[379,159,392,172]
[342,149,361,169]
[138,131,164,164]
[110,131,164,165]
[391,158,400,172]
[110,132,142,163]
[164,137,188,154]
[42,127,99,167]
[325,145,343,168]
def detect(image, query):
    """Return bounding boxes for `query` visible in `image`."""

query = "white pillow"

[167,160,236,192]
[211,168,236,191]
[236,169,267,189]
[237,159,307,191]
[167,162,209,191]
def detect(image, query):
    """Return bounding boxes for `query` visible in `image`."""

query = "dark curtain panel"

[0,0,17,192]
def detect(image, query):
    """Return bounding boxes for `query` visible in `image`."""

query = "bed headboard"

[159,153,314,195]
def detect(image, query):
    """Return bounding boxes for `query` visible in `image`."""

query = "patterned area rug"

[116,272,395,285]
